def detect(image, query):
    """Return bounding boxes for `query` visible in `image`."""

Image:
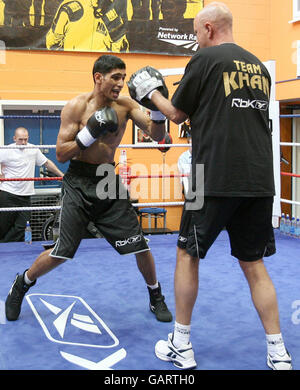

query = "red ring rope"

[281,172,300,178]
[127,173,189,179]
[0,177,62,182]
[0,174,189,182]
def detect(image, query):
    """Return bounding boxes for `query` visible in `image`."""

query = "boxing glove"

[76,106,118,150]
[158,133,173,153]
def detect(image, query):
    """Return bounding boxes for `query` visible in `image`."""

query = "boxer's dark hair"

[92,55,126,82]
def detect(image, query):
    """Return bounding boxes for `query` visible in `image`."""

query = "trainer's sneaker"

[267,350,292,370]
[155,333,197,369]
[148,282,172,322]
[5,271,36,321]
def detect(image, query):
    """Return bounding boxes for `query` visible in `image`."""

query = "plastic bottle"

[285,214,290,235]
[290,217,296,237]
[279,213,285,234]
[119,149,127,166]
[24,221,32,244]
[296,217,300,238]
[119,149,131,191]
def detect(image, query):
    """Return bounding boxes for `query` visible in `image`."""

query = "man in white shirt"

[0,127,64,242]
[177,133,191,197]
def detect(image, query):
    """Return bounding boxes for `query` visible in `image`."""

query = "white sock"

[24,271,34,285]
[172,321,191,348]
[266,333,287,356]
[147,281,159,290]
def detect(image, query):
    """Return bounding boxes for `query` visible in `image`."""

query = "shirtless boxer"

[5,54,172,324]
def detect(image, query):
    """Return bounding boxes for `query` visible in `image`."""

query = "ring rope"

[2,199,299,210]
[0,177,63,182]
[127,173,189,179]
[0,145,56,149]
[3,199,300,211]
[280,142,300,147]
[0,206,61,212]
[1,112,296,122]
[1,171,297,182]
[0,144,189,149]
[0,115,60,119]
[1,113,296,120]
[280,115,300,118]
[0,201,184,212]
[281,172,300,178]
[1,142,299,149]
[281,199,300,206]
[4,113,298,119]
[0,173,189,182]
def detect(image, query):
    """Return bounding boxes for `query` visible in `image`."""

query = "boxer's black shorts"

[50,160,149,259]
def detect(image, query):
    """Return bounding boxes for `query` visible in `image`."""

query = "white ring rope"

[0,142,298,149]
[280,142,300,147]
[0,145,57,149]
[0,144,189,149]
[280,199,300,206]
[0,142,296,150]
[3,200,300,212]
[0,202,184,212]
[0,206,61,212]
[2,141,296,149]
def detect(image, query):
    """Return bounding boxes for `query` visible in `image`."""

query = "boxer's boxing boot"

[148,282,172,322]
[5,270,36,321]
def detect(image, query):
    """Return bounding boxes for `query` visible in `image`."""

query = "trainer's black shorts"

[177,196,276,261]
[50,160,149,259]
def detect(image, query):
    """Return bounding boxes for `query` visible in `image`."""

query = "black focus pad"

[127,66,169,111]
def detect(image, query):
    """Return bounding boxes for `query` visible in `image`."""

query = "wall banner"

[0,0,203,56]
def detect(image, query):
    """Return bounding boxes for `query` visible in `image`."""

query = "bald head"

[14,127,29,145]
[194,2,234,48]
[198,2,233,30]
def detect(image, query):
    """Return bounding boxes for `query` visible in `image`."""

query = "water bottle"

[119,149,127,166]
[290,217,296,237]
[119,149,131,191]
[285,214,290,235]
[24,221,32,244]
[296,217,300,238]
[279,213,285,234]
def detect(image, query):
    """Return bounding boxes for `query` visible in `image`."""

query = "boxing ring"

[1,64,300,372]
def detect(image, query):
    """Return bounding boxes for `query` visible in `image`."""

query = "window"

[292,0,300,22]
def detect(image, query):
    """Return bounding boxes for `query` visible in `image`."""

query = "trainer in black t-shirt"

[172,43,275,197]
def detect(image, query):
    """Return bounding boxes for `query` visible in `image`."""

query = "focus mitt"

[127,66,169,111]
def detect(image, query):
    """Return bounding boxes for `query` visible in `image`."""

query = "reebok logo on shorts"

[115,234,142,247]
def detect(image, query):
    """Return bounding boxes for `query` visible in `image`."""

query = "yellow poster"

[0,0,203,55]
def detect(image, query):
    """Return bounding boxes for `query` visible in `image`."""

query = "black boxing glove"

[75,106,118,150]
[158,133,173,153]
